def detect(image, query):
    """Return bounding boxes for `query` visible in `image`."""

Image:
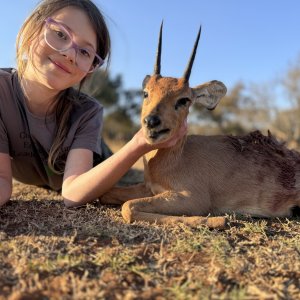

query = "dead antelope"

[101,24,300,229]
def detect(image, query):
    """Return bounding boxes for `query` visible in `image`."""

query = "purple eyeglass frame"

[44,17,104,72]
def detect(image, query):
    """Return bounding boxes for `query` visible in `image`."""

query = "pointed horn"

[154,21,163,75]
[183,26,202,82]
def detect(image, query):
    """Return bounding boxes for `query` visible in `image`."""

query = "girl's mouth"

[49,58,71,74]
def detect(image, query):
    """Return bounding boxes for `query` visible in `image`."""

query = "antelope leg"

[121,191,226,229]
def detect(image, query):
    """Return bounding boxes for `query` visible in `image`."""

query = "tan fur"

[101,29,300,229]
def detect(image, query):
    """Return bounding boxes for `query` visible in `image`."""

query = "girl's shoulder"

[68,87,103,116]
[0,68,15,84]
[0,68,16,78]
[0,68,18,95]
[78,90,102,107]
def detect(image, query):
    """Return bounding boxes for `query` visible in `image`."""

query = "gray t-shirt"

[0,68,103,191]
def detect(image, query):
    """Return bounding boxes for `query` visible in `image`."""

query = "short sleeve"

[70,103,103,154]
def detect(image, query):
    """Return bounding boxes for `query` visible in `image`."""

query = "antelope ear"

[191,80,227,110]
[142,75,151,88]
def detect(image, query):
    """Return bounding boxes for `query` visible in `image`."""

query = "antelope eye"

[175,97,190,110]
[143,91,148,98]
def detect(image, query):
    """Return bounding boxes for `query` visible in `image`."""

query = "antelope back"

[141,23,227,144]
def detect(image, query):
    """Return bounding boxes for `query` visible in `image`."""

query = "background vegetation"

[83,54,300,150]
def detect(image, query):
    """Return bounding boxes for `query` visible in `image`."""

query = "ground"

[0,173,299,300]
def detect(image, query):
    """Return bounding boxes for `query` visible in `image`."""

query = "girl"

[0,0,186,207]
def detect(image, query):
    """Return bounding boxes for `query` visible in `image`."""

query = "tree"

[280,54,300,144]
[81,70,142,141]
[81,69,121,107]
[191,82,250,135]
[80,53,300,149]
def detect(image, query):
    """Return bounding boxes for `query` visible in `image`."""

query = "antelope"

[100,23,300,229]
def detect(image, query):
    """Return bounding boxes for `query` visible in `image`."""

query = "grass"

[0,178,299,300]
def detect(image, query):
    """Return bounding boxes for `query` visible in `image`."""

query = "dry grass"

[0,176,299,300]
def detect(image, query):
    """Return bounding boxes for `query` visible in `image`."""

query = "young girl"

[0,0,186,207]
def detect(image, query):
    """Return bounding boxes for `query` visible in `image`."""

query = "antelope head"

[141,23,227,144]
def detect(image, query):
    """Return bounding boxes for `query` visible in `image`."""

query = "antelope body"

[101,24,300,229]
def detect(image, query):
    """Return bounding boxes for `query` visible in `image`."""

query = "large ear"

[191,80,227,110]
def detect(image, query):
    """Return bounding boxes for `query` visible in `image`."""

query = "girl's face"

[25,6,98,92]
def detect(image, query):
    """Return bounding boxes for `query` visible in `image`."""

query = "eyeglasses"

[44,17,104,73]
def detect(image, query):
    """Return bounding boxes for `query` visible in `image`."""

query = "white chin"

[147,133,170,144]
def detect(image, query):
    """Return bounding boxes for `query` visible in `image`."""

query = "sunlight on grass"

[0,182,299,299]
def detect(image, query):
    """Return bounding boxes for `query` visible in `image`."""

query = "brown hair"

[16,0,111,174]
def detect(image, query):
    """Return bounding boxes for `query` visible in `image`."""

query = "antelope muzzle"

[143,114,171,141]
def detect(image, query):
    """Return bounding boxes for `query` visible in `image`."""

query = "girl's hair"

[16,0,111,174]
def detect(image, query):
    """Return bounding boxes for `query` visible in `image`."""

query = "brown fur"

[226,130,300,190]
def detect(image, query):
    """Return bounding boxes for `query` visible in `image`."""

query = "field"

[0,165,300,299]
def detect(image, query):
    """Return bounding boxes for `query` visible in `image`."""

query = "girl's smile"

[48,57,72,74]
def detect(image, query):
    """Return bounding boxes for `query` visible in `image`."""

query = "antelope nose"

[144,115,161,129]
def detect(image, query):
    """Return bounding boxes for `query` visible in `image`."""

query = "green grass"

[0,181,299,300]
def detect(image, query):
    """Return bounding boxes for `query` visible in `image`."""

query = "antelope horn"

[183,26,202,82]
[154,21,163,75]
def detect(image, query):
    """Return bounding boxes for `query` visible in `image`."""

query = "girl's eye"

[79,48,91,57]
[55,30,67,40]
[175,97,191,110]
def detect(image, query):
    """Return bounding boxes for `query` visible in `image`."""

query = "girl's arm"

[62,124,187,207]
[0,153,12,207]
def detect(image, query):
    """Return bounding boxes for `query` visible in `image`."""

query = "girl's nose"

[60,47,77,64]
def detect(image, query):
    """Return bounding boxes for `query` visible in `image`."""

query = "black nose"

[144,115,161,129]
